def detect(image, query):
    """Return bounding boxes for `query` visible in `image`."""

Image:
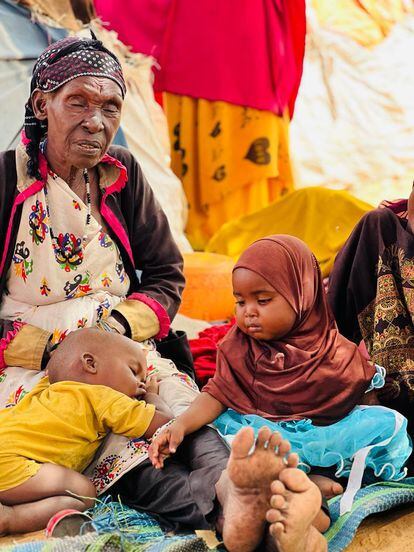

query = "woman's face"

[32,76,123,170]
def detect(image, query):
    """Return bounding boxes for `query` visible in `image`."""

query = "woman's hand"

[148,421,185,469]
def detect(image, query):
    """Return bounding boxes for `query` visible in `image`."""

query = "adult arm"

[327,208,397,343]
[0,319,51,371]
[108,147,185,341]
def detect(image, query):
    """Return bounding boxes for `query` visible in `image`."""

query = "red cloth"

[203,236,376,425]
[94,0,306,116]
[189,320,234,387]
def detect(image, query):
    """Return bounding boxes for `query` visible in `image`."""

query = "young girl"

[150,235,412,514]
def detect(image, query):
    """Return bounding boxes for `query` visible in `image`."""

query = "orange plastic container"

[179,252,235,321]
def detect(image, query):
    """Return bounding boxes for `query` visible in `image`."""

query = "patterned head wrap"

[24,36,126,179]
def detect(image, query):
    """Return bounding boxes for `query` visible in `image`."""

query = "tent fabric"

[94,0,306,117]
[165,93,294,250]
[206,187,373,278]
[290,7,414,208]
[17,0,95,30]
[312,0,412,47]
[0,0,67,152]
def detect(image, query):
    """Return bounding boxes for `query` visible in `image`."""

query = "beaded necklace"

[43,168,92,262]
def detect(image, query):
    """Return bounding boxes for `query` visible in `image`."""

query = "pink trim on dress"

[127,292,170,339]
[101,198,134,266]
[21,130,30,146]
[1,140,49,276]
[0,321,25,371]
[101,153,128,193]
[100,153,135,265]
[0,180,45,277]
[1,143,48,276]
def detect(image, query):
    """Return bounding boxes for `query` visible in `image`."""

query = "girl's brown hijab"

[203,235,375,425]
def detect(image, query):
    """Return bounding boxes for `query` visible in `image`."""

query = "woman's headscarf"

[24,36,126,179]
[203,235,375,425]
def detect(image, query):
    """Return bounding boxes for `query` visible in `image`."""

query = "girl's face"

[232,268,296,341]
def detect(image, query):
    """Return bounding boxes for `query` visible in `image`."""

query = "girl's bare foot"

[309,474,343,499]
[218,426,297,552]
[266,468,327,552]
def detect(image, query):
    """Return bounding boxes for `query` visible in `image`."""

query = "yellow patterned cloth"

[312,0,412,47]
[206,187,373,278]
[165,93,294,250]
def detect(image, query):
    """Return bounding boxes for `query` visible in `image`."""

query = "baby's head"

[47,328,147,398]
[233,235,319,341]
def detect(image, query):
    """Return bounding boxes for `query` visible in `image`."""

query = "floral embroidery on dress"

[64,272,92,299]
[172,372,200,391]
[98,231,114,249]
[40,277,51,297]
[90,440,150,494]
[359,245,414,400]
[29,200,48,245]
[96,298,111,322]
[115,260,126,283]
[90,453,125,492]
[101,272,113,288]
[72,199,81,211]
[54,233,83,272]
[13,242,33,283]
[5,385,28,408]
[77,317,88,328]
[51,329,69,346]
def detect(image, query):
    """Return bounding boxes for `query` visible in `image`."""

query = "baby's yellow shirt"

[0,377,155,472]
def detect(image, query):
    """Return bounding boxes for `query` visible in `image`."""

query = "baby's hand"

[135,380,147,398]
[145,375,159,395]
[148,421,185,469]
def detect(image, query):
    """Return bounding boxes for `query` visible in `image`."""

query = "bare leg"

[266,468,328,552]
[0,464,96,534]
[215,426,296,552]
[309,474,343,499]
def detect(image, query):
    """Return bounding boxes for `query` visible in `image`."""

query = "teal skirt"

[214,405,411,483]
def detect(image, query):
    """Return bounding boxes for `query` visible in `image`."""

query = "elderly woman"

[0,33,215,524]
[0,36,328,551]
[328,190,414,444]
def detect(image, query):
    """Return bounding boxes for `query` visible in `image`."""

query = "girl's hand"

[148,422,185,469]
[145,375,159,395]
